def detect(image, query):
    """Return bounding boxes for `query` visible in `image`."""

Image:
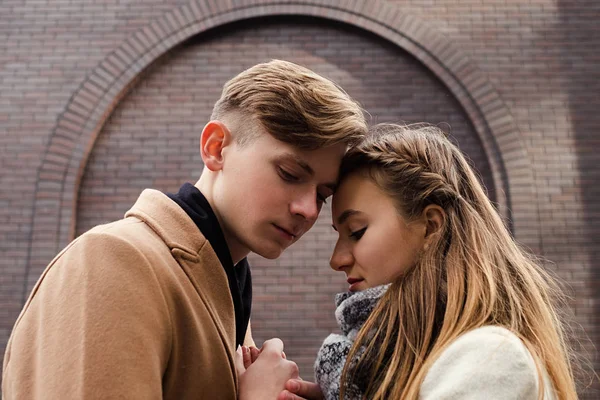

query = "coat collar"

[125,189,208,255]
[125,189,236,354]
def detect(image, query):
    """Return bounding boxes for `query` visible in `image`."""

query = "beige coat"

[3,189,254,399]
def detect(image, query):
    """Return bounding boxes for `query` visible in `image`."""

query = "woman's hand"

[237,338,299,400]
[277,379,324,400]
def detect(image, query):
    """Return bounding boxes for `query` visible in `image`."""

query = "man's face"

[214,126,346,261]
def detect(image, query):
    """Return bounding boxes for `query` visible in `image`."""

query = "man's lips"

[273,224,299,239]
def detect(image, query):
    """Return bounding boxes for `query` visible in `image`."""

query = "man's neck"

[194,177,249,265]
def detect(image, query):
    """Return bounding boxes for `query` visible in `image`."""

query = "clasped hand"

[235,338,324,400]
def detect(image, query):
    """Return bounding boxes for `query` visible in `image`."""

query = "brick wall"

[75,18,491,376]
[1,0,597,396]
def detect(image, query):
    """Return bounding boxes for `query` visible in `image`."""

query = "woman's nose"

[329,241,353,272]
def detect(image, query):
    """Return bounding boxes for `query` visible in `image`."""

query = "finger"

[285,379,324,400]
[242,346,252,369]
[234,345,246,375]
[249,346,260,363]
[285,360,300,380]
[277,390,299,400]
[261,338,284,355]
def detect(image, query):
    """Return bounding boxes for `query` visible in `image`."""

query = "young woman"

[314,124,578,399]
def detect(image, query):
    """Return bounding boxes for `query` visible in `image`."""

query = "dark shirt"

[167,183,252,348]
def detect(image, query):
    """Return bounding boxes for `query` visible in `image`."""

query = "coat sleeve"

[3,229,172,399]
[419,326,541,400]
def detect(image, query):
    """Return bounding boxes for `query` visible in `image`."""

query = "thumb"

[235,345,246,376]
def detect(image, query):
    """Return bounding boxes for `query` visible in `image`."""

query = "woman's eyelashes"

[350,227,367,240]
[317,193,328,204]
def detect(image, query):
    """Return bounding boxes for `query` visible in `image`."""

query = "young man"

[2,60,367,399]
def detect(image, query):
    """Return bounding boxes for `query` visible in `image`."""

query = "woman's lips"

[347,277,364,291]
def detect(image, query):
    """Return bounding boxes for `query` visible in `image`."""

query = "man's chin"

[253,244,285,260]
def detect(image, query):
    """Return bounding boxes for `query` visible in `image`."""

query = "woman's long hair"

[339,124,578,399]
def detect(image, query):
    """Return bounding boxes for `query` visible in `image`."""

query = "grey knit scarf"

[314,284,390,400]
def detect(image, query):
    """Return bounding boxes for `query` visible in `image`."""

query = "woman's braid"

[342,124,465,219]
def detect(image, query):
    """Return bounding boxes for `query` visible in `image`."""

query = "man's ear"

[422,204,445,248]
[200,120,233,171]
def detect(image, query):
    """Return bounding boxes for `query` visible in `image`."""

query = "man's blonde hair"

[211,60,367,149]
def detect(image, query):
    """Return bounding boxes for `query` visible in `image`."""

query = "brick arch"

[23,0,537,297]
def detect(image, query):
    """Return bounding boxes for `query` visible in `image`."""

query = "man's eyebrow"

[337,209,360,225]
[278,153,314,175]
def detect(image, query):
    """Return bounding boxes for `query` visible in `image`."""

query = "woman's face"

[330,172,427,292]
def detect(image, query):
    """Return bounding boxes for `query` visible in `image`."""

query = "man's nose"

[290,190,319,222]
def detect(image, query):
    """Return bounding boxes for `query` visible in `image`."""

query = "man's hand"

[240,345,260,369]
[277,379,324,400]
[237,338,299,400]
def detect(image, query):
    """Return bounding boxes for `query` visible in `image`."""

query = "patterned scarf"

[314,284,390,400]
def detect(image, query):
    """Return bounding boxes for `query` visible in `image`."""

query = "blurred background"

[1,0,598,397]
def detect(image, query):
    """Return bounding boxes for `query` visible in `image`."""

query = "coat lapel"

[125,189,237,363]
